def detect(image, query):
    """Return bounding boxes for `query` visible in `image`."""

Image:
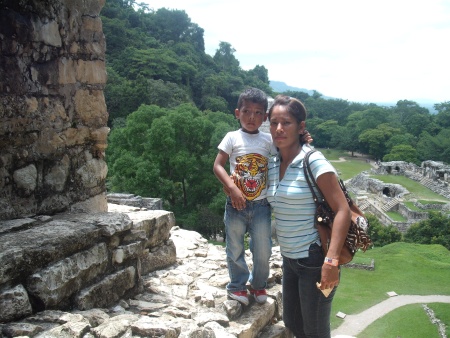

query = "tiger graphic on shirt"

[231,153,268,200]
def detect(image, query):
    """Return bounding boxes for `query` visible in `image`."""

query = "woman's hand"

[320,264,340,290]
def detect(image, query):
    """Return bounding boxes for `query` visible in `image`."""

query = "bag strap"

[304,150,354,207]
[303,150,326,206]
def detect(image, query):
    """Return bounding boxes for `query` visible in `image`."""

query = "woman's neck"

[280,144,302,165]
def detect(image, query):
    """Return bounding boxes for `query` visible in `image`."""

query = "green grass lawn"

[386,211,407,221]
[316,148,373,180]
[331,242,450,336]
[404,201,421,210]
[317,148,350,160]
[430,302,450,337]
[358,304,443,337]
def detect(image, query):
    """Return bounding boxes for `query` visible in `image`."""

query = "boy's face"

[235,101,267,134]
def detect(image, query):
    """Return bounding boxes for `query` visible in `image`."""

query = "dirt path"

[331,295,450,337]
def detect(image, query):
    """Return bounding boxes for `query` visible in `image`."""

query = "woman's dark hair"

[268,95,308,144]
[268,95,307,123]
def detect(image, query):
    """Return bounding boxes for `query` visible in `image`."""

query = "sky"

[140,0,450,105]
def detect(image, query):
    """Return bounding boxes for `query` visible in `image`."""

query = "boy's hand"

[231,194,246,210]
[301,130,313,144]
[222,174,246,209]
[227,185,246,210]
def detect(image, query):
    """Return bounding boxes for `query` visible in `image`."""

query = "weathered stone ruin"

[0,0,109,220]
[0,0,178,329]
[377,161,450,197]
[347,159,450,233]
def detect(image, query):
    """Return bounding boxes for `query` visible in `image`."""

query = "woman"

[266,95,351,338]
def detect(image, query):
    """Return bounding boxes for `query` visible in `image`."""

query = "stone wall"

[0,208,176,323]
[397,203,429,220]
[0,0,109,220]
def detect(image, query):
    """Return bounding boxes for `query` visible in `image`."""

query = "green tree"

[312,120,339,148]
[359,124,400,160]
[304,97,350,125]
[391,100,431,136]
[200,72,244,112]
[213,42,240,74]
[385,133,417,153]
[434,101,450,129]
[404,211,450,250]
[145,79,192,108]
[366,214,402,247]
[416,129,450,163]
[383,144,420,165]
[283,90,310,103]
[355,107,390,133]
[107,104,237,237]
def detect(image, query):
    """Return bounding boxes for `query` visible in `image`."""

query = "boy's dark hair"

[237,87,268,112]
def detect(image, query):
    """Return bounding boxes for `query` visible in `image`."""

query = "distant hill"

[270,81,438,113]
[270,81,315,95]
[270,81,335,100]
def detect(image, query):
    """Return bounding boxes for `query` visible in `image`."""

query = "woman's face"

[269,105,305,150]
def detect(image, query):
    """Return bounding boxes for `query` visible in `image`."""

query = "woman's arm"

[316,172,351,289]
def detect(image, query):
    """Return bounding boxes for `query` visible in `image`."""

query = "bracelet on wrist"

[324,257,339,266]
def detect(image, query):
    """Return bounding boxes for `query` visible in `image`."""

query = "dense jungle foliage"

[102,0,450,240]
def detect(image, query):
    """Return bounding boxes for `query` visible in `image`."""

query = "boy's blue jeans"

[224,197,272,292]
[282,243,337,338]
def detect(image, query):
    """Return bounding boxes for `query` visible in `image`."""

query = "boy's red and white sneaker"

[250,288,267,304]
[227,290,249,306]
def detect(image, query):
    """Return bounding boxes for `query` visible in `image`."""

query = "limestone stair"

[357,200,370,211]
[381,198,400,212]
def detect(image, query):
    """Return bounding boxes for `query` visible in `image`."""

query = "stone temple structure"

[0,0,178,326]
[0,0,109,221]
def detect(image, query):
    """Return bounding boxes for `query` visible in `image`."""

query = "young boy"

[213,87,274,305]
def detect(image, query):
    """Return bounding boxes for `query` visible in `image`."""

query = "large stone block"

[26,243,108,308]
[75,267,136,310]
[141,240,176,275]
[0,221,99,286]
[128,211,175,248]
[0,284,32,323]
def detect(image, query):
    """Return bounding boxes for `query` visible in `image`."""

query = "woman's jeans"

[224,197,272,292]
[282,243,338,338]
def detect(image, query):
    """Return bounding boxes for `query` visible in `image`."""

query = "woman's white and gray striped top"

[267,145,337,259]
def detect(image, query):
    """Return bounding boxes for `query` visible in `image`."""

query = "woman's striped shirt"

[267,145,337,259]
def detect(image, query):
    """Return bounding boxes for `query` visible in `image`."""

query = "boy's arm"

[213,150,246,210]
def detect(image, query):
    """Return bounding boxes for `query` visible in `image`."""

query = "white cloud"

[139,0,450,104]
